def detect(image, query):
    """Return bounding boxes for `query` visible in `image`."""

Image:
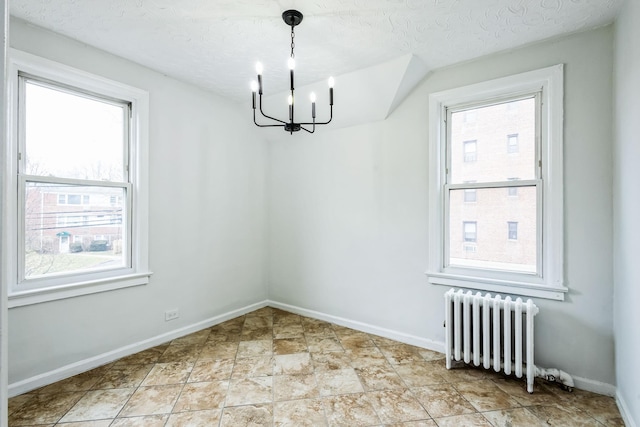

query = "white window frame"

[427,64,566,301]
[4,49,151,307]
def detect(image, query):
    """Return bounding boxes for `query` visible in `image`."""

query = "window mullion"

[448,180,539,190]
[21,175,129,188]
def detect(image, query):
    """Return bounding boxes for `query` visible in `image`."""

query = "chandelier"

[251,10,334,134]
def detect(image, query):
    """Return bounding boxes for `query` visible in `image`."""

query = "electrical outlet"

[165,309,179,321]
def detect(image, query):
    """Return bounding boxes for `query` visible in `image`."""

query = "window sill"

[8,271,153,308]
[426,271,567,301]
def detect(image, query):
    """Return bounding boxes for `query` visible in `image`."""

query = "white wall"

[613,0,640,424]
[268,26,616,388]
[8,19,267,385]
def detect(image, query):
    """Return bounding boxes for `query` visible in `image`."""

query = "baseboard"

[616,389,638,427]
[267,300,446,354]
[570,375,617,397]
[8,300,269,397]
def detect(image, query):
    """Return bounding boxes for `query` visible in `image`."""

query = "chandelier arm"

[257,109,287,125]
[255,123,289,128]
[300,124,316,134]
[258,96,287,125]
[298,106,333,126]
[298,119,332,126]
[254,109,287,127]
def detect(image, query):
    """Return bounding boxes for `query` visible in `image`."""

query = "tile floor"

[8,307,624,426]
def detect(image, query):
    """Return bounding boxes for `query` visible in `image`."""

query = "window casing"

[427,65,566,301]
[4,49,151,307]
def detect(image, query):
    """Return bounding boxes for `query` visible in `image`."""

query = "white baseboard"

[616,389,638,427]
[267,300,446,354]
[569,375,617,397]
[8,300,269,397]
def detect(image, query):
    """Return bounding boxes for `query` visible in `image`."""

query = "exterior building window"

[58,194,91,205]
[5,49,151,307]
[427,65,565,300]
[507,177,520,196]
[463,244,477,253]
[507,134,519,153]
[463,140,477,162]
[463,221,477,242]
[464,189,477,202]
[464,111,476,123]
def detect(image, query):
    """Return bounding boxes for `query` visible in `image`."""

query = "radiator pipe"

[535,366,575,391]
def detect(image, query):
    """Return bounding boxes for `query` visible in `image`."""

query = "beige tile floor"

[8,307,624,426]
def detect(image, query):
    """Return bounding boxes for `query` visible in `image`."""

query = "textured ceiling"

[11,0,623,104]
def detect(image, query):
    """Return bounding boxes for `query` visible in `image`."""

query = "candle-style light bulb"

[328,76,335,88]
[288,57,296,70]
[310,92,316,119]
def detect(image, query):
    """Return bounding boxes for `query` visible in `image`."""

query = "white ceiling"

[11,0,623,104]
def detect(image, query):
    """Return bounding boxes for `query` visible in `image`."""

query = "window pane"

[449,98,536,184]
[24,182,127,279]
[448,186,536,273]
[24,80,126,181]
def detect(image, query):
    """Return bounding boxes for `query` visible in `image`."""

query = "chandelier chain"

[290,26,295,58]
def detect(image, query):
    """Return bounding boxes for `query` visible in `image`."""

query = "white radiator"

[444,288,574,393]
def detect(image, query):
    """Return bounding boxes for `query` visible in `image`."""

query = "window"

[427,65,566,300]
[463,140,477,162]
[463,221,477,242]
[464,189,477,202]
[5,49,151,307]
[507,134,519,153]
[464,111,476,123]
[58,194,90,205]
[507,178,520,196]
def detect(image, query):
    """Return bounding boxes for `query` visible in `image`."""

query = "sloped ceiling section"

[259,54,428,132]
[11,0,624,108]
